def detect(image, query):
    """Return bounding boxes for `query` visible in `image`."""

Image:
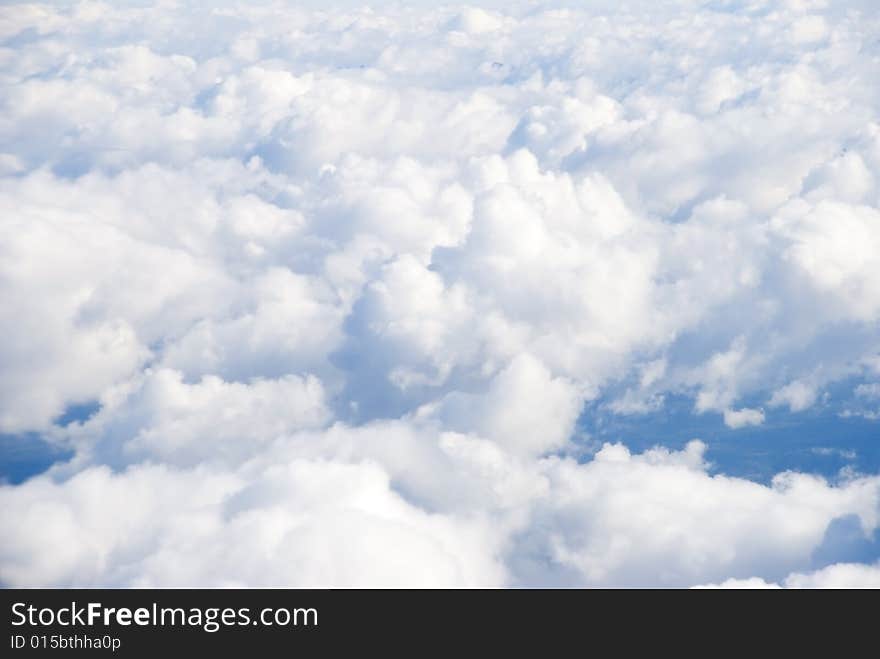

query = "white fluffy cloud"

[698,562,880,589]
[2,0,880,587]
[723,407,765,429]
[4,435,879,587]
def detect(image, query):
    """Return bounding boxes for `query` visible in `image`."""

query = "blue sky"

[583,393,880,484]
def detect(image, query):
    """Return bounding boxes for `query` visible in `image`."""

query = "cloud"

[0,460,507,587]
[513,442,880,587]
[3,435,878,587]
[697,562,880,589]
[855,384,880,401]
[80,368,331,468]
[427,353,583,456]
[723,407,766,429]
[1,0,880,587]
[770,380,818,413]
[772,201,880,322]
[694,577,781,589]
[783,561,880,588]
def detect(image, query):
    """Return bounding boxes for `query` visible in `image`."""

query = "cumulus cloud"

[4,434,880,587]
[723,407,766,429]
[770,380,818,413]
[697,562,880,589]
[1,0,880,587]
[783,561,880,588]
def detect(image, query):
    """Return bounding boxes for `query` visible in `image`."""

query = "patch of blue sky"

[579,382,880,485]
[0,433,72,485]
[0,401,98,485]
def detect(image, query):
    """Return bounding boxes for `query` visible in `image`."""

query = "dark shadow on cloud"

[51,152,95,179]
[1,27,43,49]
[329,300,416,424]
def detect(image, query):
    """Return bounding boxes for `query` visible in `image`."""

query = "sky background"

[1,0,879,588]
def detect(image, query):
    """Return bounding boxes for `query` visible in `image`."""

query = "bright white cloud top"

[1,0,880,587]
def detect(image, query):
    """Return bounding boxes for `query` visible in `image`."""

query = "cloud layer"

[1,0,879,587]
